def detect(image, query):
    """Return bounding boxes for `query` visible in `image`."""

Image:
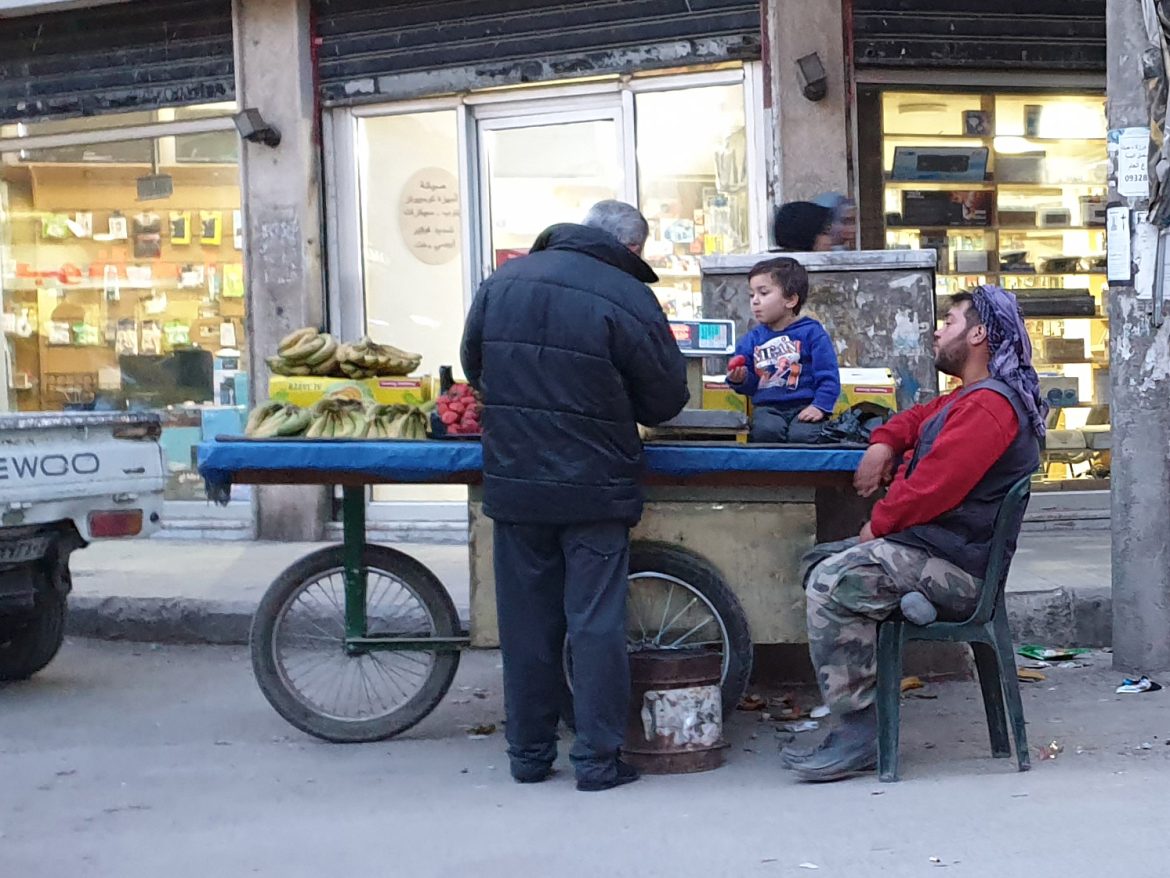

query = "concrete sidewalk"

[65,530,1112,648]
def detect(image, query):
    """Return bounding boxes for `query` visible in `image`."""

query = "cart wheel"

[563,541,753,714]
[250,544,461,743]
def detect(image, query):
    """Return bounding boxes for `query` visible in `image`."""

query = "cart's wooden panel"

[467,482,864,648]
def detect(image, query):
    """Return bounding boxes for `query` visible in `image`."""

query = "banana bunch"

[362,403,429,439]
[336,336,422,379]
[268,327,340,377]
[304,398,368,439]
[244,402,313,438]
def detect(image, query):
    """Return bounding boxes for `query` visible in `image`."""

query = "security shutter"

[0,0,235,123]
[852,0,1105,72]
[315,0,761,104]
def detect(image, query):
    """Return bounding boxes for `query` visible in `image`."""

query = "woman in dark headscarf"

[773,201,834,252]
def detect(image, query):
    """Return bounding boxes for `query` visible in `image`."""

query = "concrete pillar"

[763,0,851,226]
[1107,2,1170,671]
[233,0,330,540]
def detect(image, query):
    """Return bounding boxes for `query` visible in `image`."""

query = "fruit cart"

[197,438,867,743]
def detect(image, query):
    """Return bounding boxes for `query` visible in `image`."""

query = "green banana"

[277,408,311,436]
[305,335,338,367]
[245,403,283,436]
[283,334,326,363]
[278,327,318,354]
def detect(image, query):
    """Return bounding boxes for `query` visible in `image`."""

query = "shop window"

[356,110,466,505]
[636,84,750,318]
[0,115,246,502]
[481,117,623,270]
[875,90,1109,490]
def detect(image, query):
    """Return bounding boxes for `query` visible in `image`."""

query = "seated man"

[786,286,1047,782]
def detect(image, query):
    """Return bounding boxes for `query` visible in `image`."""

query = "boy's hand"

[854,443,895,497]
[726,354,748,385]
[859,521,875,543]
[796,405,825,423]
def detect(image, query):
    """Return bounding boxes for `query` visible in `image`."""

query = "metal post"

[342,486,367,643]
[1108,0,1170,672]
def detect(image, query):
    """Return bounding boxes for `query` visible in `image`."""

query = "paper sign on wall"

[1106,206,1131,282]
[399,167,460,266]
[1133,211,1158,301]
[1117,127,1151,199]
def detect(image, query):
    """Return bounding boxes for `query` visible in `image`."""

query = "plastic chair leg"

[876,621,904,783]
[971,638,1011,758]
[992,613,1031,772]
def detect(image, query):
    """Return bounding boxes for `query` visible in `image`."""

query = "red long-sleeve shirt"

[868,388,1019,539]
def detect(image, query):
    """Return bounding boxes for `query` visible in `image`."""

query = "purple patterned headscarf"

[971,285,1048,439]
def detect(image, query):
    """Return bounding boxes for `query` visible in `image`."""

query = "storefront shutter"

[852,0,1105,72]
[0,0,235,123]
[315,0,761,104]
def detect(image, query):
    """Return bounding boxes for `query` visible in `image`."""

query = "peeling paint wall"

[701,253,938,411]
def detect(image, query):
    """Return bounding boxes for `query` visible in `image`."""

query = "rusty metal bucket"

[623,648,727,774]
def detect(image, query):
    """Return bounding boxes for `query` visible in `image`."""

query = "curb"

[67,588,1112,649]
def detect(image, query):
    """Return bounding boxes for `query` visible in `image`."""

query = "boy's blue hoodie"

[728,316,841,412]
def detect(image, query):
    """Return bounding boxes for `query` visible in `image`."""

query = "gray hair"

[583,200,649,248]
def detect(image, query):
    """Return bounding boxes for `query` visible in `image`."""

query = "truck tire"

[0,571,66,681]
[250,544,462,743]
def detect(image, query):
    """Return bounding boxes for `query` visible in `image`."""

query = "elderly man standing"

[460,200,689,792]
[786,286,1046,782]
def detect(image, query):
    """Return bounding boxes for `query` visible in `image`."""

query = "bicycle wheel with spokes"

[564,542,753,713]
[250,544,461,743]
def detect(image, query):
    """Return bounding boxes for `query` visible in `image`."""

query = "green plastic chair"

[875,475,1033,782]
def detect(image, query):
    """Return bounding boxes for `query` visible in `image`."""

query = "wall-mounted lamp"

[795,52,828,102]
[234,108,282,148]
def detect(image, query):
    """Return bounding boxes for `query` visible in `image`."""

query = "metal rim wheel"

[564,541,753,714]
[250,544,461,743]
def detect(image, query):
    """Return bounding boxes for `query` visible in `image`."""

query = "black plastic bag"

[817,402,894,445]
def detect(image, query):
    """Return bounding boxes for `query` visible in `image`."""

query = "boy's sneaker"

[576,760,640,792]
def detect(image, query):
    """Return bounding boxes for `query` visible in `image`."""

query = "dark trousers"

[493,520,630,783]
[750,403,826,443]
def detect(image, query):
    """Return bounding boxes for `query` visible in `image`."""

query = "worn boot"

[780,737,825,770]
[792,705,877,782]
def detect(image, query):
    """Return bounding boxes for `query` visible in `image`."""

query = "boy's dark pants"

[750,403,826,443]
[493,519,630,785]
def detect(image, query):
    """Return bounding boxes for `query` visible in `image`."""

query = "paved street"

[2,639,1167,878]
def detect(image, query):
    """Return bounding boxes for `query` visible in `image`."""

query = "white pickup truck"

[0,412,166,679]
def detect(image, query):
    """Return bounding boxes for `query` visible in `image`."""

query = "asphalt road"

[1,640,1167,878]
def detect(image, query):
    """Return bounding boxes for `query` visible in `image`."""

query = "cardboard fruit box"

[268,375,432,408]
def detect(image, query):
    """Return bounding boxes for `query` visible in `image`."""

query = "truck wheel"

[250,544,462,743]
[0,574,66,681]
[563,541,754,714]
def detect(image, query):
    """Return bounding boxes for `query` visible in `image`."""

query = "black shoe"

[512,765,555,784]
[576,760,640,792]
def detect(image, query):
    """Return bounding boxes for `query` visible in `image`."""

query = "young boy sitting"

[727,257,841,443]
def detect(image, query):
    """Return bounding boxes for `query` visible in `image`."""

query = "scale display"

[668,319,736,357]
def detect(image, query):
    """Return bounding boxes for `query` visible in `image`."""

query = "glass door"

[476,105,631,279]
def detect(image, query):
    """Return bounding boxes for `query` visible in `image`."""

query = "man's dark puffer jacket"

[461,223,689,526]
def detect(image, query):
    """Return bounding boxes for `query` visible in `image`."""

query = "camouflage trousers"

[803,538,982,715]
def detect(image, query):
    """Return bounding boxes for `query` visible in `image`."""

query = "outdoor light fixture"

[796,52,828,102]
[234,108,282,148]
